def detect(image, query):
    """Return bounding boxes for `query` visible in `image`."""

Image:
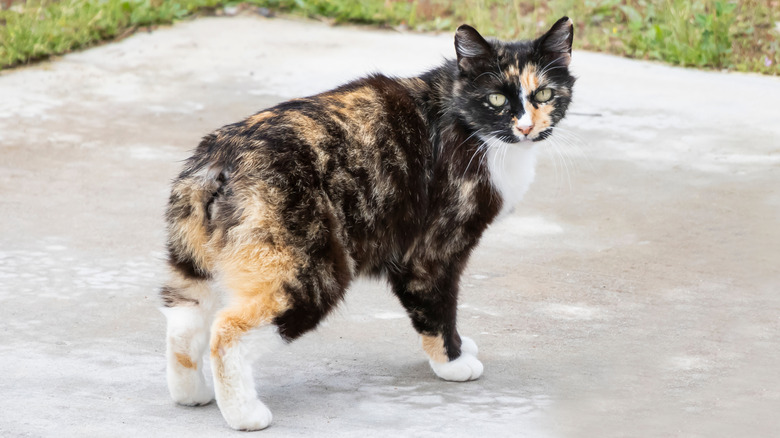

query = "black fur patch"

[167,246,210,280]
[160,286,199,308]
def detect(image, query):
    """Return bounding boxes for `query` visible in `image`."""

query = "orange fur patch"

[247,111,275,126]
[520,64,540,92]
[504,64,520,81]
[210,238,295,356]
[422,334,448,363]
[519,63,556,137]
[325,86,382,146]
[398,77,427,94]
[281,112,331,172]
[531,103,555,135]
[175,352,197,370]
[169,178,219,272]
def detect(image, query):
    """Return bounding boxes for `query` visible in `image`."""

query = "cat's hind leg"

[208,245,293,431]
[160,272,217,406]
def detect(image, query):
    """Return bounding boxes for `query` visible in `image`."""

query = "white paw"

[430,352,484,382]
[222,400,273,431]
[172,382,215,407]
[168,369,215,406]
[460,336,479,356]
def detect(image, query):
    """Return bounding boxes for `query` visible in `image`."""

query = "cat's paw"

[173,384,215,407]
[221,399,273,431]
[460,336,479,356]
[168,370,215,406]
[429,352,484,382]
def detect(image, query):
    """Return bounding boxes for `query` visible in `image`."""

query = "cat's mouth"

[505,133,536,144]
[508,128,553,143]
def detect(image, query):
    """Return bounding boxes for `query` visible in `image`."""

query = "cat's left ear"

[454,24,494,75]
[535,16,574,66]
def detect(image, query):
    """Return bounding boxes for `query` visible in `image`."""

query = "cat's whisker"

[463,145,484,178]
[546,139,572,193]
[548,130,588,193]
[479,136,501,178]
[556,140,580,175]
[457,129,483,150]
[556,136,586,169]
[539,57,558,73]
[500,139,510,180]
[548,125,584,141]
[539,64,569,77]
[462,132,493,178]
[548,126,593,172]
[538,50,572,77]
[475,70,502,83]
[558,142,574,192]
[544,139,563,190]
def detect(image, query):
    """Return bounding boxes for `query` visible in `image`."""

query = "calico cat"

[160,18,575,430]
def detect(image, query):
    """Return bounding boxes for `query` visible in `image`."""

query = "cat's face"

[452,18,575,144]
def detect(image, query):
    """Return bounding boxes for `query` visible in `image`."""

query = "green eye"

[488,93,507,107]
[535,88,553,103]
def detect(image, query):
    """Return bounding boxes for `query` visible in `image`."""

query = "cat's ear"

[535,16,574,66]
[454,24,494,74]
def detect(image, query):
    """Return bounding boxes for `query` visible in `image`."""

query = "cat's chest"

[482,138,538,217]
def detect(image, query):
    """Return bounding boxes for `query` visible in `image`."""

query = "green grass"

[0,0,225,67]
[1,0,778,74]
[405,0,778,74]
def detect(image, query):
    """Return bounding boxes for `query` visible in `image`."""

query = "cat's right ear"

[455,25,494,75]
[535,16,574,67]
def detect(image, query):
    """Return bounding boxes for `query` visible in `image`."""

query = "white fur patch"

[212,325,283,431]
[430,353,484,382]
[516,111,533,131]
[482,135,538,216]
[460,336,479,356]
[428,336,483,382]
[161,305,214,406]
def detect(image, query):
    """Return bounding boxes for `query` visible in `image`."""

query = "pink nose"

[517,124,533,136]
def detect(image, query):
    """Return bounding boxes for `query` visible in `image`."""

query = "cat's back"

[199,74,431,164]
[173,74,435,256]
[177,75,434,230]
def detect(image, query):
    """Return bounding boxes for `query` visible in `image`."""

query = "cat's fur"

[160,19,575,430]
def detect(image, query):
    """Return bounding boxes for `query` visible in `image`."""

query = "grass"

[0,0,224,67]
[1,0,778,74]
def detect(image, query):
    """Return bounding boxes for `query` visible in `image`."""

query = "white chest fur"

[482,136,538,217]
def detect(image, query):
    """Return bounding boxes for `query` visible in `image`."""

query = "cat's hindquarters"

[165,152,226,281]
[161,147,228,406]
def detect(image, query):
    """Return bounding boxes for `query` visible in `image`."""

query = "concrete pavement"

[1,15,779,437]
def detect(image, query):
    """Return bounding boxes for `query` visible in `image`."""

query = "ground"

[0,16,778,438]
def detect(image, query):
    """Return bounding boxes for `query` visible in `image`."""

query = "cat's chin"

[506,136,536,147]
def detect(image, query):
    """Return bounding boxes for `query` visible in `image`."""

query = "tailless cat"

[161,18,576,430]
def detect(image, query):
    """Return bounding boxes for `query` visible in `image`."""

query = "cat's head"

[452,18,575,144]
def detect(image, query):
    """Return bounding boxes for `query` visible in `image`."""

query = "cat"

[160,18,575,431]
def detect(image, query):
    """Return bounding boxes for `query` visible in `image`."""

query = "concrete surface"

[1,15,779,438]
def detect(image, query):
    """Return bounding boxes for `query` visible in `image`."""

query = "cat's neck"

[412,62,539,217]
[417,60,460,128]
[414,62,483,172]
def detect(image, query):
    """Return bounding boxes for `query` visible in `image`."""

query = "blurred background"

[1,0,777,74]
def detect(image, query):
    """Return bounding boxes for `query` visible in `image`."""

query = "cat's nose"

[517,124,534,136]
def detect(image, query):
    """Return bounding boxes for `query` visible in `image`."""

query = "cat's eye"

[535,88,553,103]
[488,93,507,107]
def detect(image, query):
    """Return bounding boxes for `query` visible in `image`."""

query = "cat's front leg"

[389,271,483,382]
[422,333,483,382]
